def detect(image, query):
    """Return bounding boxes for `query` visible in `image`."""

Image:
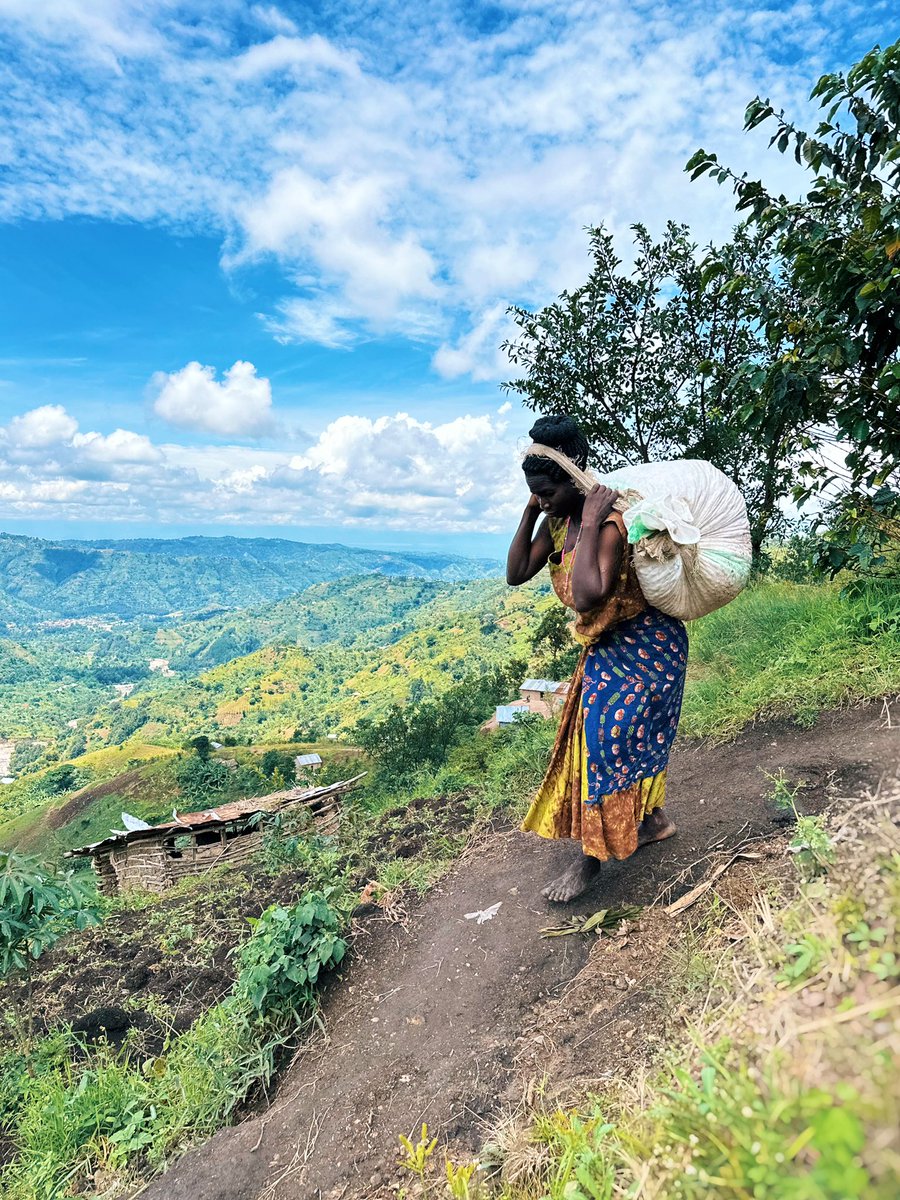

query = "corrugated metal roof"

[495,705,530,725]
[294,753,323,766]
[520,679,567,693]
[66,776,365,857]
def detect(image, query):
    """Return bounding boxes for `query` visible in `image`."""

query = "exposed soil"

[139,699,900,1200]
[1,779,478,1057]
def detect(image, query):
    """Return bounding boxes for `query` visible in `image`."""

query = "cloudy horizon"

[0,0,895,552]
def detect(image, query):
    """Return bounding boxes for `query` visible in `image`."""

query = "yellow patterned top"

[546,511,646,644]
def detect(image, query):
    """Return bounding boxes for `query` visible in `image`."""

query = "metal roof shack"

[67,776,363,896]
[495,704,530,726]
[520,679,568,695]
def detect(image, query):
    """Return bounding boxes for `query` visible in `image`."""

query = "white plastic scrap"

[119,811,151,831]
[465,902,502,925]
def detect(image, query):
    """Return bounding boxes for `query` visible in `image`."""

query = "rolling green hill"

[0,574,540,743]
[72,575,549,749]
[0,532,501,622]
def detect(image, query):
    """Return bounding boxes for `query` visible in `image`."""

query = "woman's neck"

[564,495,585,523]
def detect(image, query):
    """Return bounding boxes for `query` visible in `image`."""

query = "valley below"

[0,535,898,1200]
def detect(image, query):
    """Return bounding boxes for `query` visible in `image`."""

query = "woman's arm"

[507,497,554,585]
[570,486,622,612]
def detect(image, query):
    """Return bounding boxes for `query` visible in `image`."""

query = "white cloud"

[151,361,274,436]
[249,5,300,38]
[72,428,161,463]
[281,410,523,529]
[5,404,79,447]
[239,166,439,330]
[233,34,360,80]
[2,0,887,370]
[0,400,529,532]
[262,296,357,349]
[433,304,517,382]
[214,464,271,494]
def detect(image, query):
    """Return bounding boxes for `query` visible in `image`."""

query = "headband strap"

[521,442,598,495]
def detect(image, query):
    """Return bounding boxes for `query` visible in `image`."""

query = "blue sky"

[0,0,896,556]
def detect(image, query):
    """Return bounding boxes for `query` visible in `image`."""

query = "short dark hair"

[522,414,589,483]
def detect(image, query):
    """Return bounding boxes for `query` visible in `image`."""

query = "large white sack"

[598,459,752,621]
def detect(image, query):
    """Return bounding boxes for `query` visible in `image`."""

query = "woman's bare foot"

[638,808,677,847]
[542,853,602,903]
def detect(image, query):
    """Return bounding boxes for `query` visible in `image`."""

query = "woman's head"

[522,414,589,518]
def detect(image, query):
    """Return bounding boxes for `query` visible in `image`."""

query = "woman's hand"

[582,484,619,527]
[526,492,542,511]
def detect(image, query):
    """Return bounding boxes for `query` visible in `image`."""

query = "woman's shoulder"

[604,510,627,539]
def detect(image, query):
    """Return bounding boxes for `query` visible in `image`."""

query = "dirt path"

[142,702,900,1200]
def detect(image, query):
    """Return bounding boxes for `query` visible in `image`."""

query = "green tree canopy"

[502,222,808,555]
[686,40,900,574]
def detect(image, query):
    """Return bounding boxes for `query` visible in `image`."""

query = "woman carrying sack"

[507,415,687,902]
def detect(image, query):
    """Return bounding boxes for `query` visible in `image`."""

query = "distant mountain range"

[0,533,502,621]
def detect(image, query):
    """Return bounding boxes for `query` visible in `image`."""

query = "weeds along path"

[141,701,900,1200]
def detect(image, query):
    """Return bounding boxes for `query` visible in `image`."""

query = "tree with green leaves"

[0,851,98,1044]
[354,661,525,779]
[686,40,900,574]
[502,222,808,556]
[182,734,212,759]
[260,749,296,781]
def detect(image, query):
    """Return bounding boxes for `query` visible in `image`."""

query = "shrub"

[234,892,347,1021]
[259,749,295,780]
[0,852,99,1043]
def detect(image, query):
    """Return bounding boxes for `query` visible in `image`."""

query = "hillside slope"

[68,576,545,747]
[0,573,540,743]
[138,702,900,1200]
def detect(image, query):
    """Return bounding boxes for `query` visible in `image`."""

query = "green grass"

[681,579,900,738]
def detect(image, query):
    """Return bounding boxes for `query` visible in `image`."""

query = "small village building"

[519,679,570,716]
[480,679,570,733]
[294,752,323,779]
[67,776,362,896]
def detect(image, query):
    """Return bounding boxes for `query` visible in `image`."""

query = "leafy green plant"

[175,753,231,804]
[233,892,346,1021]
[445,1159,481,1200]
[651,1055,871,1198]
[259,749,295,780]
[778,933,829,985]
[789,816,836,880]
[764,769,834,879]
[0,851,98,1043]
[399,1123,438,1180]
[764,768,805,815]
[845,921,898,983]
